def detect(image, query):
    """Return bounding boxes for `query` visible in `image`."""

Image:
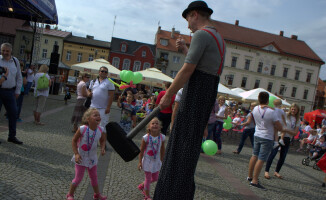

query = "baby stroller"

[301,145,325,171]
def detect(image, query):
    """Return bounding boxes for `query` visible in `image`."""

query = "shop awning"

[0,0,58,24]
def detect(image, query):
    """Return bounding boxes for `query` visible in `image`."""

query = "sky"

[54,0,326,80]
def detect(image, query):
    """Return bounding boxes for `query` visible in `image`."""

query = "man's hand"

[176,36,188,54]
[15,94,19,99]
[105,107,111,114]
[159,94,172,110]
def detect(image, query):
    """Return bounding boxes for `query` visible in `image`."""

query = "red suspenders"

[202,28,225,75]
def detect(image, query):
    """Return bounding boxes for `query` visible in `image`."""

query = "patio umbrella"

[138,68,173,88]
[218,83,242,99]
[71,59,121,79]
[239,88,291,107]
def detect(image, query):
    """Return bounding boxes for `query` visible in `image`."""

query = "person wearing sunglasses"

[88,67,115,129]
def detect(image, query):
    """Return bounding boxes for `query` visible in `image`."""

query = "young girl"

[117,93,137,133]
[297,129,318,152]
[137,117,166,200]
[66,108,107,200]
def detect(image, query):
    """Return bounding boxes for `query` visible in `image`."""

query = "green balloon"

[269,96,277,108]
[223,122,232,130]
[202,140,218,156]
[155,91,159,96]
[133,72,143,84]
[224,116,232,123]
[124,71,134,83]
[120,70,127,81]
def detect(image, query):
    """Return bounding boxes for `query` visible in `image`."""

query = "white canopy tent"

[71,59,121,79]
[218,83,242,99]
[138,68,174,88]
[231,88,246,94]
[239,88,291,107]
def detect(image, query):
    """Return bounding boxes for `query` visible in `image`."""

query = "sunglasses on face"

[100,70,108,73]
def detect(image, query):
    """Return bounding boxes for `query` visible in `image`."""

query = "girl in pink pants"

[137,117,166,200]
[66,108,107,200]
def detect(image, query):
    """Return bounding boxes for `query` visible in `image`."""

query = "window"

[160,39,168,46]
[54,41,58,45]
[279,84,285,95]
[257,62,263,73]
[244,59,250,70]
[231,57,237,67]
[74,70,80,77]
[112,57,120,68]
[42,49,47,58]
[291,87,297,97]
[20,45,25,55]
[306,72,312,83]
[66,51,71,61]
[300,106,305,116]
[270,65,276,75]
[143,62,150,70]
[100,56,105,59]
[121,44,127,52]
[267,82,273,92]
[303,89,308,99]
[227,75,234,86]
[142,50,146,57]
[173,56,180,63]
[122,59,130,70]
[241,77,247,88]
[77,53,82,62]
[170,71,178,78]
[254,80,260,89]
[160,52,168,60]
[44,39,48,44]
[88,54,94,61]
[283,67,288,78]
[133,61,141,71]
[295,70,300,80]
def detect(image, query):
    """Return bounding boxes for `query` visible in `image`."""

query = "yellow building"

[62,35,110,77]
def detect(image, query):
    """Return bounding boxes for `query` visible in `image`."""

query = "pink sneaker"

[144,195,152,200]
[66,194,74,200]
[93,193,107,200]
[138,183,146,196]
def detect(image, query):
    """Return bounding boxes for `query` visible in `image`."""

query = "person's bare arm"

[170,102,180,131]
[159,63,196,110]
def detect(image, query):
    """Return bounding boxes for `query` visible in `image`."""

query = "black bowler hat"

[182,1,213,19]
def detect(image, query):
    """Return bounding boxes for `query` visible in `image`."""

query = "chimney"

[291,35,298,40]
[157,26,161,34]
[279,31,284,36]
[45,25,50,30]
[171,27,175,39]
[86,35,94,39]
[235,20,239,26]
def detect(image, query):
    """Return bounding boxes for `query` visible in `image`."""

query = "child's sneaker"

[279,139,285,146]
[144,195,152,200]
[138,183,146,196]
[273,141,279,149]
[93,193,107,200]
[66,194,74,200]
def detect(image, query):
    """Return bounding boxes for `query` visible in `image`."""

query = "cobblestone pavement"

[0,94,325,200]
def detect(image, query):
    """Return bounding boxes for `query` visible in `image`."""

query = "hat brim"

[182,7,213,19]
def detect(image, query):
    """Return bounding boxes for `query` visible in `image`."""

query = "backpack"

[37,73,49,90]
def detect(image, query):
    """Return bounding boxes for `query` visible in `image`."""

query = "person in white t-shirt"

[247,92,285,190]
[89,66,115,128]
[25,64,35,95]
[33,64,51,125]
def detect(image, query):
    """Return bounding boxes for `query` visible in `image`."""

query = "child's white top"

[252,105,278,140]
[307,134,317,142]
[142,133,165,173]
[304,125,312,132]
[274,107,286,124]
[71,125,104,168]
[232,117,241,124]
